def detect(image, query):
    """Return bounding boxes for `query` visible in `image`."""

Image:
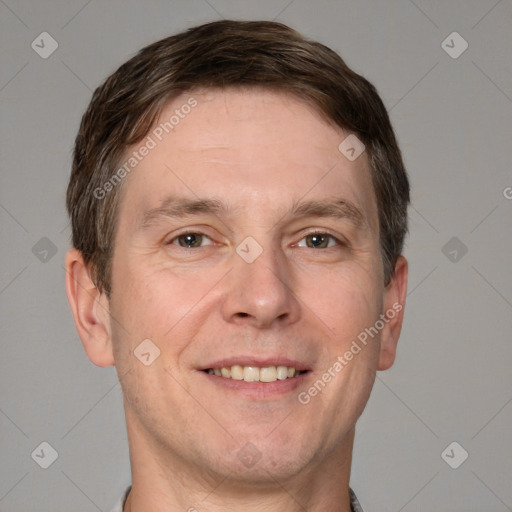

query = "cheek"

[294,261,383,343]
[108,257,226,359]
[108,265,191,417]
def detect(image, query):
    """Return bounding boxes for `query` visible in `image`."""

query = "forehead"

[116,88,378,232]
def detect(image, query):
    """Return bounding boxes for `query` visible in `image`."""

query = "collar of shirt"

[111,486,364,512]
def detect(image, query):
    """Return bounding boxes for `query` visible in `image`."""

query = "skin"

[66,88,408,512]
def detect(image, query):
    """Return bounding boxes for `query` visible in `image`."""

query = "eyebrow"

[138,196,228,229]
[291,198,367,229]
[137,196,367,230]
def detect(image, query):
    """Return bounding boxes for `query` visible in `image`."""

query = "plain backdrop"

[1,1,511,511]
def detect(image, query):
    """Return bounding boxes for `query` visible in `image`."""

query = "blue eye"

[171,233,213,248]
[297,233,339,249]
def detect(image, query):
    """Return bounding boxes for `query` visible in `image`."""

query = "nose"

[221,243,301,329]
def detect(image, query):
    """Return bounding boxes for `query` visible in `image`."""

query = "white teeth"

[220,367,231,378]
[243,366,260,382]
[206,365,303,383]
[230,365,244,380]
[276,365,288,380]
[260,366,277,382]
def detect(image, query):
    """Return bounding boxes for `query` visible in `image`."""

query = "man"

[65,20,409,512]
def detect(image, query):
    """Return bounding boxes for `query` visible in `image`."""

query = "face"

[99,89,405,485]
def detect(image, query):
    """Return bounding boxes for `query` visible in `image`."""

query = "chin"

[203,433,319,486]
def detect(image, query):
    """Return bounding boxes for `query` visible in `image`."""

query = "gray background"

[1,1,511,511]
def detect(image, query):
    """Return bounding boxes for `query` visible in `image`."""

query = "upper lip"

[199,357,311,372]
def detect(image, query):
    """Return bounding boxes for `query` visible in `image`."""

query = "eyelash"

[166,230,343,249]
[167,231,214,248]
[295,231,343,249]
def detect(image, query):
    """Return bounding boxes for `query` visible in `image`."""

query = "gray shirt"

[111,486,364,511]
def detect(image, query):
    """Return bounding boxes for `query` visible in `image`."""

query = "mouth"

[202,365,308,383]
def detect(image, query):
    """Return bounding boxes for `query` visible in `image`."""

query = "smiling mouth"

[203,365,308,383]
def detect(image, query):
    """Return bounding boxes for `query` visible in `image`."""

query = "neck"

[123,412,355,512]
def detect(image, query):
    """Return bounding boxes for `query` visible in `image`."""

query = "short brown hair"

[67,19,409,295]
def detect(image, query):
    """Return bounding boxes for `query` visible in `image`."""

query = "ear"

[65,248,114,367]
[378,255,408,371]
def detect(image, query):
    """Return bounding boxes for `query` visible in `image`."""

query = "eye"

[170,232,213,248]
[296,232,340,249]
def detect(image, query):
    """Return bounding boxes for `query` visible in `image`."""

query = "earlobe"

[65,248,115,367]
[377,255,408,371]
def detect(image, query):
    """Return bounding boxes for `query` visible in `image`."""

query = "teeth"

[205,365,304,383]
[243,366,260,382]
[276,365,288,380]
[231,365,244,380]
[260,366,277,382]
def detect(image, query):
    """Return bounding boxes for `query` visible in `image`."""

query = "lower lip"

[200,371,310,399]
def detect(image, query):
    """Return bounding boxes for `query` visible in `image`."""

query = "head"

[66,20,409,489]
